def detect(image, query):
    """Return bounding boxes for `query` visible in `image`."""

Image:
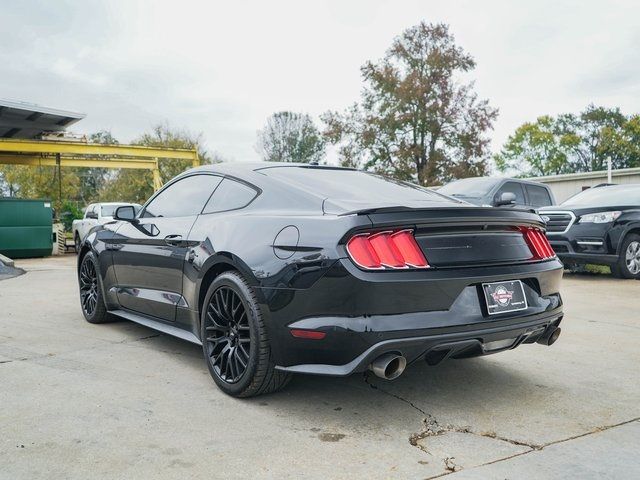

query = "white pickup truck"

[72,202,141,250]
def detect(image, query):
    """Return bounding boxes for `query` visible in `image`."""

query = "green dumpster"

[0,198,53,258]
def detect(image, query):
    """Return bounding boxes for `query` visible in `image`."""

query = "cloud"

[1,0,640,163]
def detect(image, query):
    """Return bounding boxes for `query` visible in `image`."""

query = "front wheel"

[201,271,291,397]
[74,233,81,253]
[611,234,640,279]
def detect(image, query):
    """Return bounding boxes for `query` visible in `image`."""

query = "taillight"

[346,229,429,270]
[520,226,555,260]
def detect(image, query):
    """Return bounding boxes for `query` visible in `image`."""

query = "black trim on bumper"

[275,312,563,376]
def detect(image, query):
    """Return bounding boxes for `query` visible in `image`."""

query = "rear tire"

[201,271,291,397]
[78,251,111,324]
[612,234,640,279]
[74,233,81,253]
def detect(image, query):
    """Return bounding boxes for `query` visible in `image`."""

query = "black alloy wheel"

[79,255,99,317]
[204,286,252,383]
[201,271,291,397]
[78,252,110,324]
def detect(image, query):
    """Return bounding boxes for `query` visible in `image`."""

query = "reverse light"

[578,211,621,224]
[346,229,429,270]
[519,226,555,260]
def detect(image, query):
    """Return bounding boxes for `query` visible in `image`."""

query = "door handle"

[164,234,183,246]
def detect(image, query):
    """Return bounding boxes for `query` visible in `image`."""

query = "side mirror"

[496,192,516,206]
[115,205,136,221]
[86,211,98,219]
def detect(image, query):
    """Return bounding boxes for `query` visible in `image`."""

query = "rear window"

[260,167,450,203]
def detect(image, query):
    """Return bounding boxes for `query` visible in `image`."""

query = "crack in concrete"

[424,417,640,479]
[0,333,163,366]
[363,373,640,479]
[443,457,461,473]
[363,372,428,416]
[118,333,162,344]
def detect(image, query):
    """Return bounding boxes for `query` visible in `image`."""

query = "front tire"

[612,234,640,279]
[74,233,81,253]
[78,251,111,323]
[201,271,291,397]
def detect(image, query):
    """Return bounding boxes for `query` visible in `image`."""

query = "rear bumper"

[258,258,564,374]
[276,311,563,376]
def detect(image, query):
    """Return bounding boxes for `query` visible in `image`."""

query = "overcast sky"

[2,0,639,165]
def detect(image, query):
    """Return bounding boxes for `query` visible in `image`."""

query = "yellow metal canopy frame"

[0,138,200,192]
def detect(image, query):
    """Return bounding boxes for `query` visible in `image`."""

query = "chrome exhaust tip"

[370,353,407,380]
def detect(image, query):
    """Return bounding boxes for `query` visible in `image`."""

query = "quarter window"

[203,178,258,214]
[143,175,222,218]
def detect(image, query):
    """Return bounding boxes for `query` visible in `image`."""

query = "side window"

[143,175,222,218]
[203,178,258,214]
[525,184,552,207]
[496,182,526,205]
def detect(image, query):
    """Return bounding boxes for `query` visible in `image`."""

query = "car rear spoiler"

[350,206,544,229]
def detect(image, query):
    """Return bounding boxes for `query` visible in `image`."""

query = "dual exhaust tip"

[370,326,561,380]
[370,353,407,380]
[537,326,562,346]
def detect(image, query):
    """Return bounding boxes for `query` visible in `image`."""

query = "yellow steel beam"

[0,138,198,161]
[0,155,159,170]
[152,161,162,191]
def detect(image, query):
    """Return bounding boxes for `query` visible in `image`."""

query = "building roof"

[0,99,85,139]
[528,167,640,183]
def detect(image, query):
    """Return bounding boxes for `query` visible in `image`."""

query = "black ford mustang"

[77,164,564,397]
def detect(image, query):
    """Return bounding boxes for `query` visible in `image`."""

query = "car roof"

[453,176,550,187]
[182,162,463,214]
[189,162,353,176]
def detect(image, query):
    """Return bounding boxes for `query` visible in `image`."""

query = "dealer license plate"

[482,280,528,315]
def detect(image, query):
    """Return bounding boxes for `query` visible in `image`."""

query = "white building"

[528,167,640,204]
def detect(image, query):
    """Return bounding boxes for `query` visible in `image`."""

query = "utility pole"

[607,156,612,184]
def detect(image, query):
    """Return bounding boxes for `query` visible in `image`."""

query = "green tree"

[257,112,325,163]
[494,116,580,176]
[496,106,640,176]
[74,130,118,204]
[322,22,498,185]
[0,163,80,208]
[99,123,211,203]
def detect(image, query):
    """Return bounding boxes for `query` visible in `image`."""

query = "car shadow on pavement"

[118,323,537,428]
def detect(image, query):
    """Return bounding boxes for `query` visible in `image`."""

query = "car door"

[111,174,222,321]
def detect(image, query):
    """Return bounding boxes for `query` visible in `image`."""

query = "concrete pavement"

[0,255,638,479]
